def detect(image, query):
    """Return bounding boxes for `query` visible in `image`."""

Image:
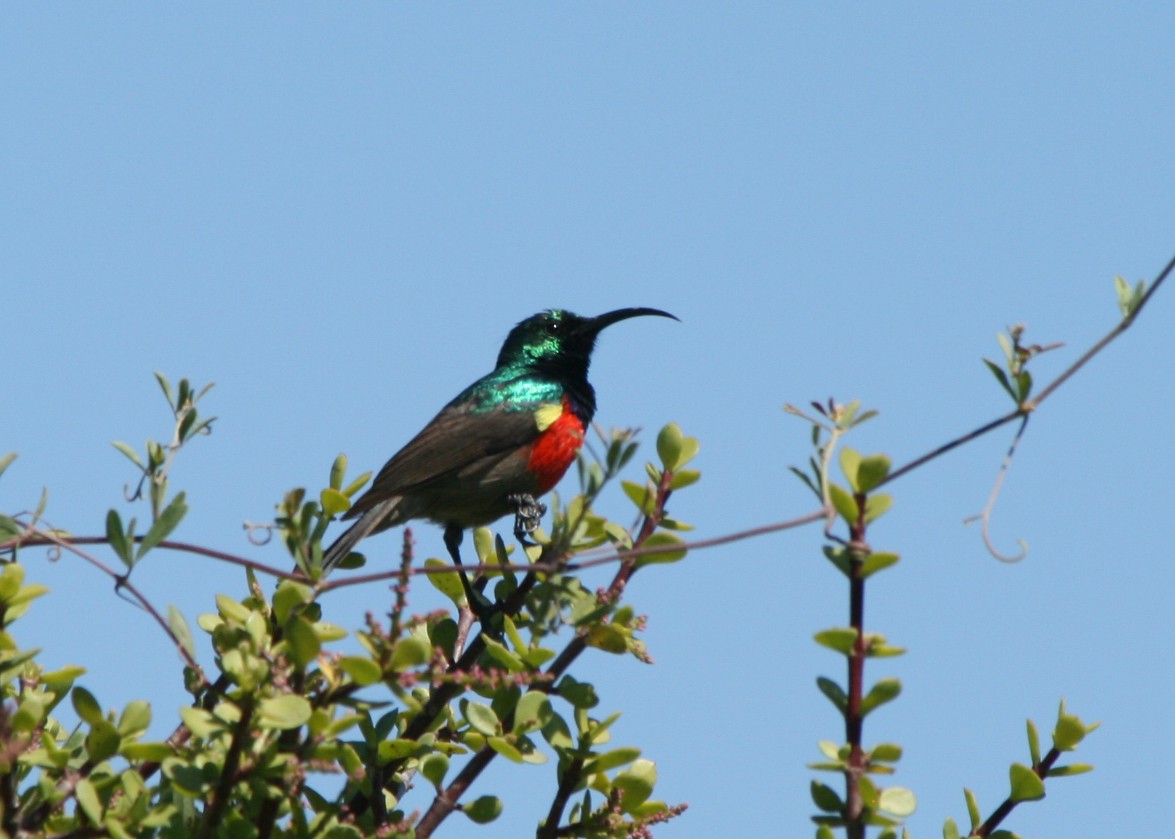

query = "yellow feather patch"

[533,402,564,432]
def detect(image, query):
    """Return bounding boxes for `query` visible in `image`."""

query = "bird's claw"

[507,492,547,544]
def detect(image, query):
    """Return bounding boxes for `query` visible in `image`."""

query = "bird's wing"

[344,403,545,519]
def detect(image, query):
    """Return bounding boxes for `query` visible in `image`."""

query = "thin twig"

[30,530,208,684]
[881,252,1174,490]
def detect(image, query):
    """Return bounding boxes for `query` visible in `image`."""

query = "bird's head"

[496,308,678,377]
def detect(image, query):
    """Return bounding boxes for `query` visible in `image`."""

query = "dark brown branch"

[196,700,254,839]
[538,755,587,839]
[842,498,870,839]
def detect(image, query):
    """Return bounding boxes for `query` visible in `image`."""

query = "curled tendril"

[964,415,1030,563]
[243,522,275,546]
[964,511,1028,563]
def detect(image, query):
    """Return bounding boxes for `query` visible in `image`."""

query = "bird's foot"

[443,524,502,643]
[507,493,547,545]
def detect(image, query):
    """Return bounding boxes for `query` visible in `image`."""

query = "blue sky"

[3,4,1173,836]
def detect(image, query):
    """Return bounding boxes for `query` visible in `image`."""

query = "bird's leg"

[443,524,496,637]
[506,492,547,546]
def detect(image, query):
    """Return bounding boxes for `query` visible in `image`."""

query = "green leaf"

[840,448,861,492]
[284,616,321,667]
[871,743,902,763]
[541,711,574,750]
[0,514,21,540]
[857,774,880,809]
[75,777,103,825]
[421,752,450,788]
[72,686,104,725]
[864,493,893,524]
[513,691,552,733]
[1009,762,1044,802]
[389,632,432,671]
[1048,763,1094,776]
[0,562,24,601]
[614,758,656,813]
[823,546,851,577]
[136,492,189,560]
[984,358,1016,401]
[463,795,503,824]
[85,719,122,763]
[1053,702,1098,751]
[329,454,348,491]
[860,678,902,716]
[342,471,372,498]
[462,701,501,737]
[996,331,1013,365]
[178,707,223,739]
[105,510,134,567]
[168,605,196,662]
[1114,274,1130,315]
[878,786,916,817]
[857,455,891,493]
[828,483,858,524]
[675,433,701,469]
[338,656,382,687]
[320,488,350,517]
[154,371,174,407]
[12,695,44,732]
[1026,718,1040,765]
[483,636,526,672]
[377,739,419,762]
[814,627,858,655]
[557,675,598,709]
[811,780,843,813]
[271,580,313,624]
[585,746,641,775]
[118,700,152,737]
[621,480,654,515]
[635,531,687,567]
[258,695,312,729]
[488,735,524,762]
[669,469,701,490]
[1016,369,1032,402]
[860,551,900,577]
[964,788,980,829]
[816,740,842,760]
[656,422,684,471]
[816,677,847,713]
[1115,275,1145,318]
[41,665,85,699]
[423,558,467,605]
[121,742,174,761]
[0,452,17,480]
[943,817,961,839]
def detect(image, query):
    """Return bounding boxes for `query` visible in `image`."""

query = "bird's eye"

[547,318,562,334]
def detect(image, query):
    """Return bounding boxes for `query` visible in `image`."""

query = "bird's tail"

[320,498,401,574]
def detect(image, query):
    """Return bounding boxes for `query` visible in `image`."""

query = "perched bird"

[321,307,677,574]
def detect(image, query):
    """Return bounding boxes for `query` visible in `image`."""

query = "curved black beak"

[579,307,679,337]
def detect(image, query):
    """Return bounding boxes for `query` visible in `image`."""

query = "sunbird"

[321,307,677,574]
